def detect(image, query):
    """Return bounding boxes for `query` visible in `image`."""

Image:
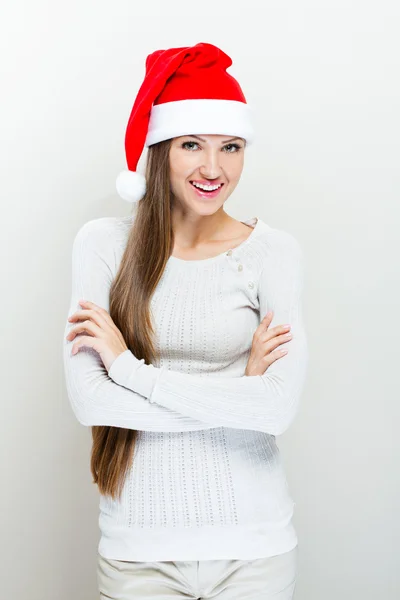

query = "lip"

[190,179,224,186]
[189,181,224,200]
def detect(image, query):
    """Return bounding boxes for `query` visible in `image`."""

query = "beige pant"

[97,545,298,599]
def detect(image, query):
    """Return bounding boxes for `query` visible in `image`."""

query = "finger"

[271,347,289,360]
[80,300,113,324]
[253,312,273,341]
[66,320,102,341]
[68,309,94,322]
[261,347,289,368]
[261,311,274,332]
[69,308,110,330]
[256,334,292,360]
[262,311,273,325]
[71,335,99,355]
[259,325,292,344]
[270,323,291,335]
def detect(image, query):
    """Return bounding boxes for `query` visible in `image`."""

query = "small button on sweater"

[63,214,308,561]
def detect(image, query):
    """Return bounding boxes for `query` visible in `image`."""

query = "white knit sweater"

[63,214,308,561]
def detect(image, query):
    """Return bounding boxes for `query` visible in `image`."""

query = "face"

[168,134,246,215]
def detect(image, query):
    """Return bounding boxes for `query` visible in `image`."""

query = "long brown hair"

[90,138,174,500]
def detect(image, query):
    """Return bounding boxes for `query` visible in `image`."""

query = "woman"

[63,42,308,599]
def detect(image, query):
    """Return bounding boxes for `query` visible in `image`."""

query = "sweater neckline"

[168,216,262,266]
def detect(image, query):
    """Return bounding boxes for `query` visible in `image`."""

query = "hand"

[245,311,292,376]
[65,300,128,372]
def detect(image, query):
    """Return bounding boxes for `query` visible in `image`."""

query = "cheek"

[223,155,244,180]
[169,152,199,180]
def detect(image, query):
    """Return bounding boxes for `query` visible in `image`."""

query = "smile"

[189,181,224,199]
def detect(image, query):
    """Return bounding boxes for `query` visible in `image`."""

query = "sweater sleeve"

[108,230,309,436]
[62,219,213,432]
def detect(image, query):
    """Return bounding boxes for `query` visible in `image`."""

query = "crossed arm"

[63,220,211,432]
[63,219,308,435]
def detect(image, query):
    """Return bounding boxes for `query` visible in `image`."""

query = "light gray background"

[2,1,399,598]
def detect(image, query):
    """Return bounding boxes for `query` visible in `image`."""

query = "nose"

[199,148,223,180]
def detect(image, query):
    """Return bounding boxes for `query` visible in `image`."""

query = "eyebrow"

[185,135,243,144]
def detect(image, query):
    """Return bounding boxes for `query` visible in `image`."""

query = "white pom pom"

[116,169,146,203]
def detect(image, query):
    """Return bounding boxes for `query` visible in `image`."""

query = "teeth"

[192,182,222,191]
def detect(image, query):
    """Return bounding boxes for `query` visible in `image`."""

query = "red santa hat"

[116,42,255,203]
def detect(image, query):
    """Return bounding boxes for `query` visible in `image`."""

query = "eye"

[223,143,242,153]
[182,141,199,151]
[181,141,243,152]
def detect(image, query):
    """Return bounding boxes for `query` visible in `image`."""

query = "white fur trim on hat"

[145,99,255,147]
[116,170,147,203]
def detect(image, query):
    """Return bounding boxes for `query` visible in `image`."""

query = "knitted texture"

[63,215,308,561]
